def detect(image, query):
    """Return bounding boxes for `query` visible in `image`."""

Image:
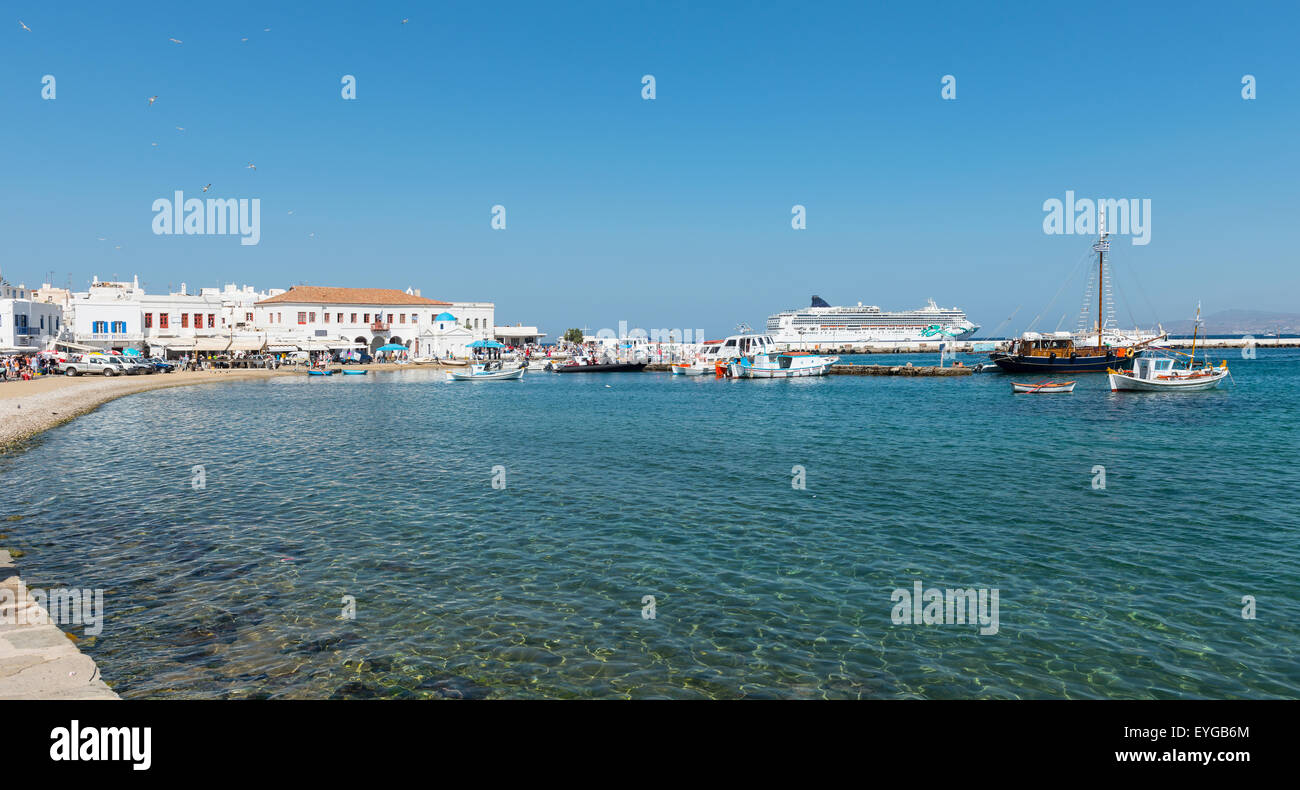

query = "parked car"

[144,357,176,373]
[339,353,372,365]
[61,355,119,376]
[118,356,154,374]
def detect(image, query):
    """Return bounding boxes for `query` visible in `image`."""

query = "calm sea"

[3,350,1298,698]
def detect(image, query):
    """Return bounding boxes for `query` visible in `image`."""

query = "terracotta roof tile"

[256,286,452,306]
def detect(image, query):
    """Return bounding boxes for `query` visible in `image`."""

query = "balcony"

[369,322,389,332]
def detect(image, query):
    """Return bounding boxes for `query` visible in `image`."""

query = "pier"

[830,363,972,376]
[0,550,118,700]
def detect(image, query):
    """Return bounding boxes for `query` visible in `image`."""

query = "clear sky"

[2,1,1297,338]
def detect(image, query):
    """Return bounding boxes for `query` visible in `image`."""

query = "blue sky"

[2,1,1297,337]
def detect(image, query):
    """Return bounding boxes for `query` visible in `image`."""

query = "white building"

[0,279,63,353]
[494,325,546,346]
[253,286,494,356]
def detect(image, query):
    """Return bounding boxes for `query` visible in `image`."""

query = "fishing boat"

[554,361,647,373]
[446,362,525,381]
[990,213,1165,374]
[670,361,708,376]
[1012,380,1076,393]
[342,370,367,375]
[728,351,839,378]
[307,369,333,376]
[1107,311,1230,392]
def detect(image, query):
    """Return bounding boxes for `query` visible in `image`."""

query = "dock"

[0,550,118,700]
[829,363,972,376]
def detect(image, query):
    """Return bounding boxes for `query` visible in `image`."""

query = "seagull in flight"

[202,184,212,193]
[241,37,248,42]
[401,18,409,25]
[148,95,158,106]
[246,163,256,170]
[150,142,158,147]
[175,126,185,132]
[19,20,31,32]
[169,38,182,44]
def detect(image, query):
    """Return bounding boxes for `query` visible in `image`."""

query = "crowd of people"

[0,353,48,380]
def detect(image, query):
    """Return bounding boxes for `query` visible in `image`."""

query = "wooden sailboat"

[990,212,1164,373]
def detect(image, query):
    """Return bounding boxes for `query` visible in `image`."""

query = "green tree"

[563,328,584,344]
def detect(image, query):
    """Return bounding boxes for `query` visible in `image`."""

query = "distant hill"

[1164,309,1300,335]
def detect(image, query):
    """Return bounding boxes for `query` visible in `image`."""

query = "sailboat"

[990,212,1165,374]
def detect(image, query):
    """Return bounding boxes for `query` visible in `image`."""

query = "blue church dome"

[435,312,457,321]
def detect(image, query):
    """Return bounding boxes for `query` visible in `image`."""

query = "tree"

[563,328,584,344]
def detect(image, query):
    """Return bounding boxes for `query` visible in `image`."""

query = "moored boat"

[446,362,525,381]
[554,362,647,373]
[670,361,707,376]
[728,351,839,378]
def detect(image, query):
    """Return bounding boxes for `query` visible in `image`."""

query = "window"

[181,314,189,328]
[193,313,202,329]
[412,314,418,323]
[350,313,357,323]
[399,314,406,324]
[145,313,153,328]
[297,312,307,325]
[337,313,343,323]
[309,312,316,323]
[246,312,253,322]
[160,314,169,329]
[324,313,330,324]
[387,314,394,324]
[364,313,370,324]
[112,321,126,333]
[208,314,215,328]
[93,320,107,333]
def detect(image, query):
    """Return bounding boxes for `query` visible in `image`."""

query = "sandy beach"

[0,369,295,453]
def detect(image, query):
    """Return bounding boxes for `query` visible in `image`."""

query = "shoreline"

[0,368,298,454]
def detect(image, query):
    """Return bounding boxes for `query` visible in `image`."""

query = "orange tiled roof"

[255,286,452,306]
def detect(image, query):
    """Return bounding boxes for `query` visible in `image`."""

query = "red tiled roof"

[255,286,452,306]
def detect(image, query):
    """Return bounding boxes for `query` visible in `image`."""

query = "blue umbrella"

[376,343,408,352]
[468,339,505,349]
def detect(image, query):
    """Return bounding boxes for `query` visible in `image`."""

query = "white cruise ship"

[766,296,979,345]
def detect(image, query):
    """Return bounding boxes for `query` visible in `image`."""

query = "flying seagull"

[175,126,185,131]
[151,142,158,147]
[402,18,409,24]
[148,95,158,106]
[246,163,256,170]
[202,184,212,192]
[241,37,248,42]
[19,20,31,32]
[169,38,182,44]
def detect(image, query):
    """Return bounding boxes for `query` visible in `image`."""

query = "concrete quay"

[0,550,119,700]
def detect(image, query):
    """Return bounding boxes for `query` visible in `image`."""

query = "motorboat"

[554,361,647,373]
[1012,380,1076,393]
[728,351,839,378]
[670,361,707,376]
[342,370,367,375]
[446,362,525,381]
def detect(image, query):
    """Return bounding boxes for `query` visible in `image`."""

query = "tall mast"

[1092,209,1109,350]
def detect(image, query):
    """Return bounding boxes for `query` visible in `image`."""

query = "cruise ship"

[766,296,979,345]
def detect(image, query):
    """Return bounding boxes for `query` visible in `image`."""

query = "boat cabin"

[1131,355,1177,380]
[1009,331,1091,357]
[701,334,777,362]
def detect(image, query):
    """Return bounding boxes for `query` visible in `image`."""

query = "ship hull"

[989,353,1133,374]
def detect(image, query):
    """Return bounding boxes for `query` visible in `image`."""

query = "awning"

[326,341,365,349]
[194,338,231,352]
[159,340,196,350]
[267,344,298,352]
[229,339,266,351]
[55,340,101,351]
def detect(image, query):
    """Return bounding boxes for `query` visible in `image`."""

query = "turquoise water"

[2,350,1298,698]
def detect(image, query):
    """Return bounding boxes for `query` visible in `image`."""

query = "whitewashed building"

[254,286,495,356]
[0,279,63,353]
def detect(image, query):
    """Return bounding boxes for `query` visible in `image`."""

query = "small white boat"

[670,361,707,376]
[1012,380,1076,393]
[1107,354,1228,392]
[446,363,525,381]
[526,359,554,371]
[729,352,839,378]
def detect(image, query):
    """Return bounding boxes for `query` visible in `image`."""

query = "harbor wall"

[0,550,119,699]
